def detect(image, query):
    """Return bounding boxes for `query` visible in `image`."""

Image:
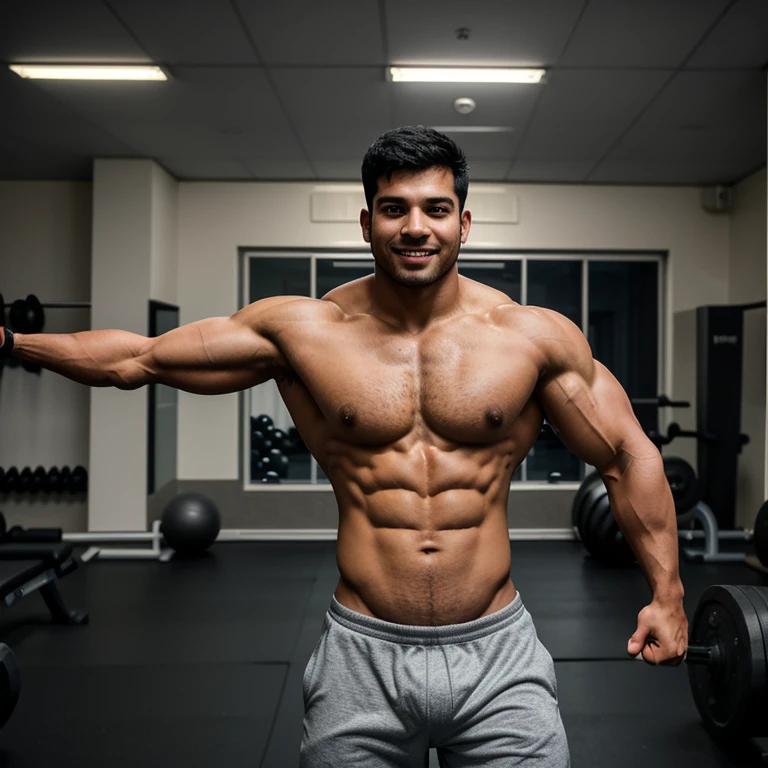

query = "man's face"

[360,167,471,288]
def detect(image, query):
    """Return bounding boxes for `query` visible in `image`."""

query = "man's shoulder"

[238,295,343,331]
[490,304,592,376]
[489,303,567,335]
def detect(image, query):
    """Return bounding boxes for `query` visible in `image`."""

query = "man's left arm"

[530,309,687,665]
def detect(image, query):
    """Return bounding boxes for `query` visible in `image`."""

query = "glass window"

[526,260,582,326]
[525,260,584,481]
[243,253,662,486]
[588,261,659,435]
[316,258,375,297]
[248,257,312,484]
[458,260,521,302]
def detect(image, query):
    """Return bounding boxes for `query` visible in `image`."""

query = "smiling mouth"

[393,248,438,260]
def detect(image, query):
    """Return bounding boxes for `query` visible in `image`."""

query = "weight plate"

[736,586,768,737]
[590,495,635,566]
[754,501,768,567]
[663,456,699,517]
[576,482,608,544]
[688,585,765,740]
[571,471,602,536]
[0,643,20,729]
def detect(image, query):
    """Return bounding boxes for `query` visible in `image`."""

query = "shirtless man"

[0,126,687,767]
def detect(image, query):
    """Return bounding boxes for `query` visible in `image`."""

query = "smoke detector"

[453,97,476,115]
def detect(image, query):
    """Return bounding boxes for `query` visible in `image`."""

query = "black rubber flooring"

[0,540,765,767]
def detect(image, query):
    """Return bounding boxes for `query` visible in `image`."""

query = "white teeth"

[400,251,433,257]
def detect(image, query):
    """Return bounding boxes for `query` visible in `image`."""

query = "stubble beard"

[372,236,462,289]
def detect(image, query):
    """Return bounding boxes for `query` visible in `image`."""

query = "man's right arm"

[0,296,312,395]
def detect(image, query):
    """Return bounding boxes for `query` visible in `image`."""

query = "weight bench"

[0,543,88,625]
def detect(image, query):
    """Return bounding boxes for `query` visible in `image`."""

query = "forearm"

[11,330,151,388]
[604,452,684,602]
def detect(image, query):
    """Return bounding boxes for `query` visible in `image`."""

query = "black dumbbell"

[59,466,72,492]
[17,468,32,493]
[44,467,61,493]
[69,466,88,493]
[269,449,290,479]
[0,468,19,494]
[30,466,47,493]
[253,414,273,431]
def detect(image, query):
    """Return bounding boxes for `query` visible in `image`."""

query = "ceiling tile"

[27,67,276,128]
[385,0,584,66]
[558,0,730,68]
[0,69,136,156]
[686,0,768,69]
[240,157,315,180]
[590,71,767,184]
[108,0,257,65]
[0,0,151,63]
[101,122,304,163]
[0,151,93,180]
[462,159,510,181]
[26,66,307,162]
[507,159,594,182]
[392,82,540,144]
[439,130,518,161]
[233,0,384,66]
[588,159,758,186]
[308,160,361,180]
[270,68,393,158]
[158,157,253,180]
[512,69,670,164]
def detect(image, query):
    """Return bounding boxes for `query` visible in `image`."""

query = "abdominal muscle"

[333,485,518,626]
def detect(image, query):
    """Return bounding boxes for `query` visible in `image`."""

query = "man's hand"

[627,599,688,666]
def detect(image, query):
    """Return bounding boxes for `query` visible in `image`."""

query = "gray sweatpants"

[300,592,570,767]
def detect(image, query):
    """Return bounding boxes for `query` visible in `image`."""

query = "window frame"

[241,249,666,491]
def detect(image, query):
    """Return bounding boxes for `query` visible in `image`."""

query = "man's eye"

[384,205,403,214]
[430,207,449,214]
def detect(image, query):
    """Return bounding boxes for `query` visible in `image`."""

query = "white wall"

[4,176,759,531]
[0,181,92,530]
[728,168,767,526]
[150,164,179,305]
[89,160,178,530]
[177,181,731,481]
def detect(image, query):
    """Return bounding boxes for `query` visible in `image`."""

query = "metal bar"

[5,301,91,309]
[63,531,157,542]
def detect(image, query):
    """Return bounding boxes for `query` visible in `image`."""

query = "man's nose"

[401,210,430,239]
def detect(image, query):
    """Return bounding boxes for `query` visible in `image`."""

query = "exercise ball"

[161,493,221,555]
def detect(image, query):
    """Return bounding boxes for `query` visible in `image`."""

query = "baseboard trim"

[217,528,576,542]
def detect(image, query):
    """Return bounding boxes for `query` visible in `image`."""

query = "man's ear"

[460,209,472,244]
[360,208,371,243]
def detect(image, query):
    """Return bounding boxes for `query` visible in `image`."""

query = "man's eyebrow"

[375,196,455,207]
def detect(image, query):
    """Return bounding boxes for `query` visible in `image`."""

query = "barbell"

[554,584,768,743]
[1,293,91,336]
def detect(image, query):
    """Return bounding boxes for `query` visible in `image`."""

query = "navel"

[339,404,357,427]
[486,408,504,428]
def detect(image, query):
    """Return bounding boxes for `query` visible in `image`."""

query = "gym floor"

[0,540,763,768]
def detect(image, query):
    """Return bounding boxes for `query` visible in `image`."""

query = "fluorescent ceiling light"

[432,126,514,133]
[389,67,545,84]
[9,64,167,81]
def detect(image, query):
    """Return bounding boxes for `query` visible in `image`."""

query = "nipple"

[486,408,504,428]
[339,405,357,427]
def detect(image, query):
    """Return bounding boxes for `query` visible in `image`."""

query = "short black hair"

[361,126,470,212]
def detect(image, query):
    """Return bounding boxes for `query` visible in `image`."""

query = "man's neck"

[367,268,465,334]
